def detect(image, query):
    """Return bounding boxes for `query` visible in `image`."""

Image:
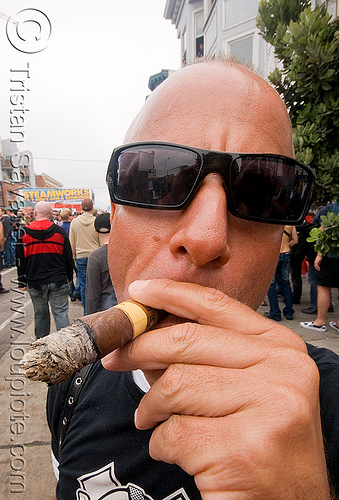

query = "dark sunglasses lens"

[231,156,311,221]
[114,145,201,207]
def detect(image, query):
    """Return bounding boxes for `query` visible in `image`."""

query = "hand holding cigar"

[21,300,166,385]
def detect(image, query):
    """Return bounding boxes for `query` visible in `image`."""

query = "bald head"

[125,60,293,157]
[34,201,52,220]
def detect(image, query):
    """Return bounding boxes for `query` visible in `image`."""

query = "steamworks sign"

[22,188,90,203]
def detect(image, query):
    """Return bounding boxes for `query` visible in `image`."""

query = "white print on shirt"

[76,461,191,500]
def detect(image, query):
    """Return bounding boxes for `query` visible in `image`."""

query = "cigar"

[21,300,166,385]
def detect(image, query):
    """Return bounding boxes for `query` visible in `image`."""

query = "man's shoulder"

[89,245,107,259]
[70,213,95,228]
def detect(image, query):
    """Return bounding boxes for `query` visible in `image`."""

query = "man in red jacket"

[16,201,73,338]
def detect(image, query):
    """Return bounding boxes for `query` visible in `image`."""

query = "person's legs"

[68,262,76,300]
[3,236,13,267]
[308,261,318,311]
[279,252,294,319]
[74,272,80,296]
[289,251,303,304]
[76,257,88,314]
[28,285,51,338]
[69,280,75,297]
[314,285,331,326]
[10,232,16,266]
[71,266,81,300]
[0,258,9,293]
[0,273,9,293]
[266,262,282,321]
[301,261,318,314]
[48,282,70,331]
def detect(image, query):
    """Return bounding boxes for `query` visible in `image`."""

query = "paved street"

[0,269,338,499]
[0,268,83,500]
[0,267,33,359]
[258,289,339,355]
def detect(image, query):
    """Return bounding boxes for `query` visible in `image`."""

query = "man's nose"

[168,175,231,268]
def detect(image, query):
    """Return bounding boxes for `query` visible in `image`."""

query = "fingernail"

[101,355,112,369]
[129,280,152,293]
[134,408,139,428]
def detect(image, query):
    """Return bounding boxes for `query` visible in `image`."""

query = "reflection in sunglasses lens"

[116,146,200,206]
[231,157,309,221]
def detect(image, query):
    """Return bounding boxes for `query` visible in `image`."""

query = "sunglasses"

[106,142,315,225]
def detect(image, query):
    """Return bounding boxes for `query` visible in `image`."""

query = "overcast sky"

[0,0,180,209]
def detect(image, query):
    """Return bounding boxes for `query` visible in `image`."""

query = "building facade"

[164,0,274,76]
[0,138,35,209]
[164,0,338,78]
[35,173,63,189]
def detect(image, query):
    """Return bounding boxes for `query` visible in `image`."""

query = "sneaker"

[300,321,327,332]
[329,321,339,333]
[301,307,317,315]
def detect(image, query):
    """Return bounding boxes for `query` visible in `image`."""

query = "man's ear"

[110,202,116,222]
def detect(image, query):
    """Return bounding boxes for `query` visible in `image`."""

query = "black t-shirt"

[47,343,339,500]
[306,343,339,494]
[48,363,200,499]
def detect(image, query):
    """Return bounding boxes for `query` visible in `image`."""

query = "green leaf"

[257,0,339,207]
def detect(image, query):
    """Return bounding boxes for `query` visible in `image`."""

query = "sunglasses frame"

[106,141,315,225]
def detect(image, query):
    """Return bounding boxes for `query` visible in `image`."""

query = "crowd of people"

[0,200,117,335]
[0,205,34,293]
[2,199,337,333]
[261,202,339,333]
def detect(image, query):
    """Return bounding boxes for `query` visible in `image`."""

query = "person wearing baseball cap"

[85,212,117,314]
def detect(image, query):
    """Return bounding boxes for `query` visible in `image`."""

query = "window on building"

[223,0,260,29]
[4,169,12,181]
[228,34,253,64]
[195,10,204,58]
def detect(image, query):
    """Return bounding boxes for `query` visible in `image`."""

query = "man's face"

[26,207,33,216]
[108,63,294,310]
